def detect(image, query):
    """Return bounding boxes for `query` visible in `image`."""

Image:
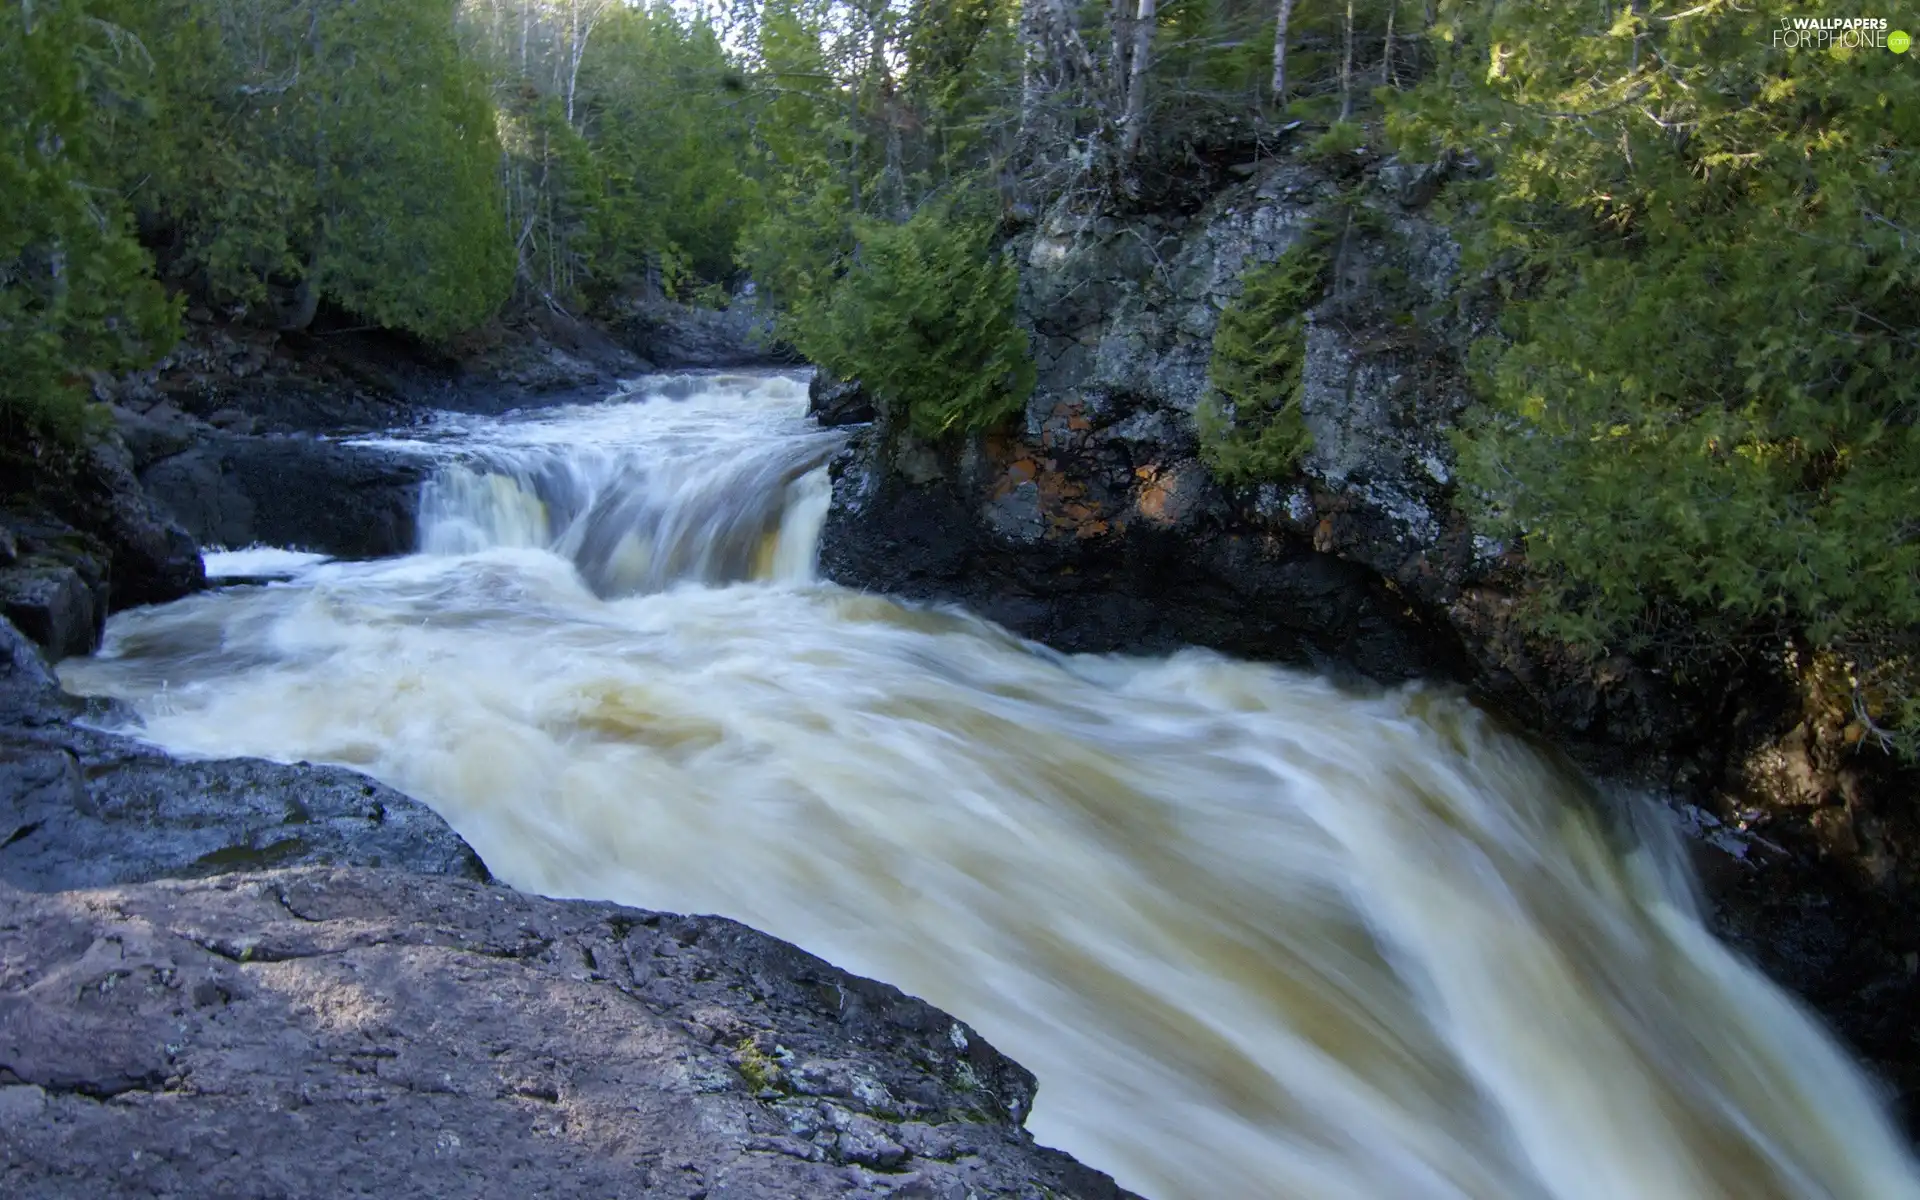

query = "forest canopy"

[5,0,1915,748]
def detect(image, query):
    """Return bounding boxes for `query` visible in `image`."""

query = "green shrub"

[1305,120,1367,161]
[1198,237,1330,484]
[782,198,1034,440]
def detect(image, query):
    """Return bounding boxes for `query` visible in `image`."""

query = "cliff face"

[821,153,1669,739]
[817,150,1920,1126]
[823,159,1466,684]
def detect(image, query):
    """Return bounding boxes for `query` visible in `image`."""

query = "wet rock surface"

[0,866,1136,1199]
[139,436,426,561]
[0,620,486,892]
[809,370,877,427]
[0,437,206,665]
[820,416,1460,681]
[0,566,100,665]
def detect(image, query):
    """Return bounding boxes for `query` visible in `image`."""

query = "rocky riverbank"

[0,620,1135,1198]
[0,861,1136,1199]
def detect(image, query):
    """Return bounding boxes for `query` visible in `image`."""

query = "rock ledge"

[0,867,1136,1200]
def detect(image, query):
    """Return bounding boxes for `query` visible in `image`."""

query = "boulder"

[0,430,205,641]
[0,867,1137,1200]
[141,435,426,559]
[0,566,100,665]
[615,296,795,370]
[809,371,876,427]
[78,438,206,610]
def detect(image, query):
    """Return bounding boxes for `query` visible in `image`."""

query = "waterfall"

[61,371,1920,1200]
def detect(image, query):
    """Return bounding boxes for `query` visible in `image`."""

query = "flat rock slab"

[0,867,1137,1200]
[0,620,485,892]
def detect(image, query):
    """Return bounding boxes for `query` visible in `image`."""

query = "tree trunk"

[284,240,324,333]
[1339,0,1354,120]
[1270,0,1295,101]
[1109,0,1131,108]
[1120,0,1155,159]
[1382,3,1395,89]
[1044,0,1096,83]
[285,2,327,333]
[566,2,584,127]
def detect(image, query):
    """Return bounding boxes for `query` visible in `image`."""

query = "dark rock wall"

[139,436,425,560]
[0,438,205,664]
[822,158,1488,687]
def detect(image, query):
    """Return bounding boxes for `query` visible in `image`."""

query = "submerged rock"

[0,869,1135,1199]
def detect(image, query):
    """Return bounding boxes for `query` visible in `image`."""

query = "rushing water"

[62,373,1920,1200]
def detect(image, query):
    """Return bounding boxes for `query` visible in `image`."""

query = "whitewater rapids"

[61,372,1920,1200]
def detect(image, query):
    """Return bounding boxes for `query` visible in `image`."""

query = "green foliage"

[733,1038,781,1093]
[575,6,760,297]
[784,198,1033,440]
[0,0,178,446]
[108,0,512,339]
[1392,1,1920,749]
[1200,238,1330,484]
[1305,120,1367,161]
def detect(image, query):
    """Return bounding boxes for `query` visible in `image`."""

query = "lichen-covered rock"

[0,867,1138,1200]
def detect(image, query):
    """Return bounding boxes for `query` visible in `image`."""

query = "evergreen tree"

[1,0,177,443]
[1392,0,1920,745]
[117,0,514,338]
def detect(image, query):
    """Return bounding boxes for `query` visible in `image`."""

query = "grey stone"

[616,296,795,370]
[0,867,1138,1199]
[0,566,100,664]
[79,437,208,610]
[809,370,876,427]
[141,436,426,559]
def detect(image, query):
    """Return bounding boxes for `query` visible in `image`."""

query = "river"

[59,372,1920,1200]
